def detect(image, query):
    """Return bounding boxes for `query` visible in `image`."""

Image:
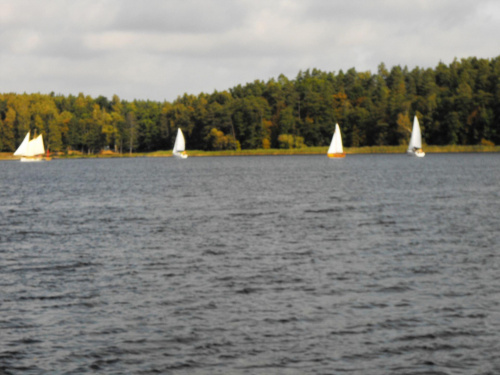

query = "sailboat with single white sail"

[407,116,425,157]
[173,128,188,159]
[327,123,345,158]
[14,132,46,162]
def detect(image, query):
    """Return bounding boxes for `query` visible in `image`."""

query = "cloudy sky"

[1,0,499,102]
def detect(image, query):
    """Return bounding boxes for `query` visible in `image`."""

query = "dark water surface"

[1,154,499,374]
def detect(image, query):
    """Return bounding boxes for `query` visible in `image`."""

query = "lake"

[1,154,499,374]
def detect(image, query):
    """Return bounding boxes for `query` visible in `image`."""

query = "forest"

[1,56,499,154]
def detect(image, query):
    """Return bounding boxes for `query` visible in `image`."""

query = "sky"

[1,0,499,102]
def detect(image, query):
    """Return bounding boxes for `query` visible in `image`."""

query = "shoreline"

[2,145,500,160]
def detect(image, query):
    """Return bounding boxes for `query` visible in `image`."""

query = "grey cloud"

[111,0,248,33]
[0,0,499,101]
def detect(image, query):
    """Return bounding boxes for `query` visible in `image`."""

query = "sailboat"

[407,116,425,157]
[172,128,188,159]
[13,132,46,162]
[327,123,345,158]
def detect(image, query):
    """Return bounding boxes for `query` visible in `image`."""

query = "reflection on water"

[1,154,500,374]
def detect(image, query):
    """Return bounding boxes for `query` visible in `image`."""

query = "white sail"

[327,123,345,157]
[407,116,425,157]
[25,135,45,157]
[173,128,187,159]
[408,116,422,151]
[14,132,30,156]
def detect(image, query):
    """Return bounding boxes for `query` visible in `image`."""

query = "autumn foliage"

[1,56,499,153]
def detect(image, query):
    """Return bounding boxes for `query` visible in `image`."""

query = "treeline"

[1,56,499,153]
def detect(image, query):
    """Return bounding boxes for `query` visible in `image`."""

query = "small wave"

[377,284,413,293]
[195,339,233,351]
[202,249,226,256]
[88,327,128,336]
[331,325,374,335]
[89,358,120,371]
[231,212,277,217]
[0,365,41,374]
[410,266,439,274]
[377,317,422,329]
[9,261,96,274]
[434,194,454,200]
[154,360,198,371]
[352,302,389,309]
[235,287,261,294]
[19,294,69,301]
[304,207,342,214]
[15,337,42,345]
[0,350,24,360]
[122,216,149,222]
[358,219,396,227]
[263,317,299,324]
[398,329,479,342]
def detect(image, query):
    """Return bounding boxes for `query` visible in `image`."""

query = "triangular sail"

[25,135,45,156]
[14,132,30,156]
[173,128,185,153]
[407,116,422,152]
[327,123,343,155]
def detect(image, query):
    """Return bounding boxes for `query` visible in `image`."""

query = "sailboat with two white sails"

[14,132,46,162]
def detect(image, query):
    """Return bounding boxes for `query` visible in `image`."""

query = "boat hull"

[173,152,188,159]
[328,153,346,158]
[407,150,425,157]
[20,156,45,162]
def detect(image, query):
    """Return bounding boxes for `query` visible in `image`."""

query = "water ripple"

[1,154,499,374]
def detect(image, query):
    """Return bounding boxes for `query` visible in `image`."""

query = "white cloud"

[0,0,499,101]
